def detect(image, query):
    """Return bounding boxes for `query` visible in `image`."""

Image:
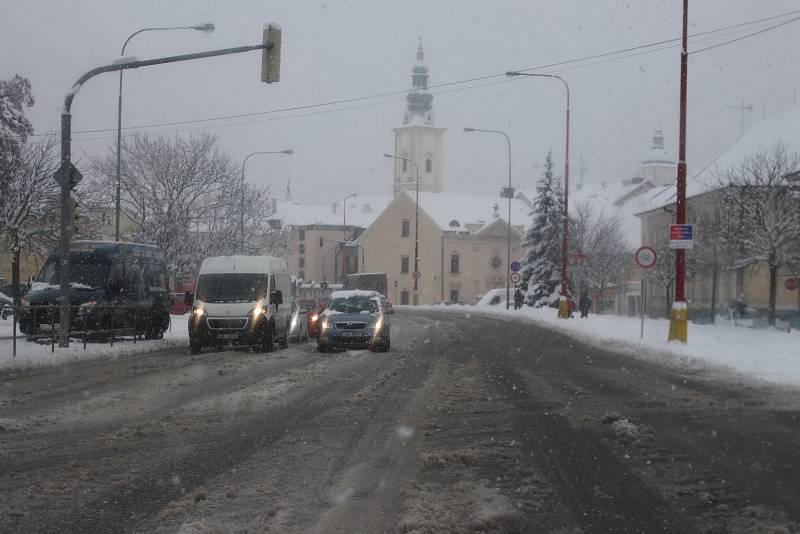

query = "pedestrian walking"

[579,291,592,318]
[514,288,524,310]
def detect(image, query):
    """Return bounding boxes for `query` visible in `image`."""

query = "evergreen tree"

[519,150,564,307]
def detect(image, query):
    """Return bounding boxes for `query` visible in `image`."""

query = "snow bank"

[414,304,800,387]
[0,314,189,371]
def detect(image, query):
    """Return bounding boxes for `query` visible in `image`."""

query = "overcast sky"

[3,0,800,203]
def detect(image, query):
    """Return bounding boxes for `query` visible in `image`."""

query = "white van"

[187,256,292,353]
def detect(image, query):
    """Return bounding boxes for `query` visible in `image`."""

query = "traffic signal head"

[261,23,281,83]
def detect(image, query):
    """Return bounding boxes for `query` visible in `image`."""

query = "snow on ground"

[0,314,189,371]
[410,304,800,387]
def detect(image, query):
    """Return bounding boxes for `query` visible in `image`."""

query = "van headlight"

[192,307,205,317]
[320,319,329,332]
[251,306,267,319]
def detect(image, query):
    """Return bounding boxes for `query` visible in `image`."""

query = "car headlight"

[311,313,319,322]
[192,307,205,317]
[373,316,383,332]
[321,320,329,332]
[291,316,297,328]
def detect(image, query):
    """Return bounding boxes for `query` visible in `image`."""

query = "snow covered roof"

[639,105,800,214]
[199,255,287,275]
[271,196,392,228]
[403,191,530,233]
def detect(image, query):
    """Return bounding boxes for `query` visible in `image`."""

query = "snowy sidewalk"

[0,315,189,371]
[415,305,800,387]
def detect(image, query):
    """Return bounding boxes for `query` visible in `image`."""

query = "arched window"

[426,158,432,173]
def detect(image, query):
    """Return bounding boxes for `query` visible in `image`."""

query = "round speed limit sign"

[635,246,657,269]
[509,272,521,284]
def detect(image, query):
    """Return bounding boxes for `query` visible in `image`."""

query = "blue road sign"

[510,261,521,272]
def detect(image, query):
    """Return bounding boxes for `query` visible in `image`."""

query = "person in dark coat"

[514,288,524,310]
[579,291,592,318]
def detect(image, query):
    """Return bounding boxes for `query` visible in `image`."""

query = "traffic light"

[261,23,281,83]
[319,236,324,247]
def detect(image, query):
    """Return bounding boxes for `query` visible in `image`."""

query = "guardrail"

[1,304,172,358]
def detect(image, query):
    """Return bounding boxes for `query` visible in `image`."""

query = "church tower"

[639,123,677,187]
[392,39,446,195]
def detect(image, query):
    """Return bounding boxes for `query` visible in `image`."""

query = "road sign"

[509,272,521,284]
[412,271,421,279]
[510,260,521,273]
[635,246,657,269]
[54,163,83,188]
[786,278,798,291]
[500,186,515,199]
[668,224,694,249]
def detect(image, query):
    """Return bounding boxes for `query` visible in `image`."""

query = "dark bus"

[19,241,170,339]
[343,272,388,295]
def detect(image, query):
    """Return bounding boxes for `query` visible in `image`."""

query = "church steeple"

[404,38,434,125]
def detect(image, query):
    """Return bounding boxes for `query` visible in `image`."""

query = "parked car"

[18,241,170,339]
[187,255,292,354]
[476,288,507,307]
[0,291,13,320]
[317,290,390,353]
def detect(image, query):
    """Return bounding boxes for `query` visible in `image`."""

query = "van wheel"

[189,338,202,354]
[279,331,289,349]
[261,326,274,353]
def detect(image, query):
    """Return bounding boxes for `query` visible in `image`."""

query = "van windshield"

[195,273,268,303]
[36,254,111,290]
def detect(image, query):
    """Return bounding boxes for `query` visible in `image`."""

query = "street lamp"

[506,71,571,318]
[464,127,513,310]
[115,23,216,242]
[342,193,357,278]
[240,149,294,254]
[384,153,420,305]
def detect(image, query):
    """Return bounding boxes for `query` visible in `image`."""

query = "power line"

[690,14,800,55]
[27,8,800,140]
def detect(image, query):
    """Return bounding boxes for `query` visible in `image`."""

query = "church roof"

[402,190,529,234]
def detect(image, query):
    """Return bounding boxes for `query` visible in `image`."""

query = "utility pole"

[669,0,689,343]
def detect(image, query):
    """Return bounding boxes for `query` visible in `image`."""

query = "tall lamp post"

[463,128,513,310]
[384,153,420,305]
[506,71,571,318]
[342,193,357,278]
[115,23,215,242]
[240,149,293,254]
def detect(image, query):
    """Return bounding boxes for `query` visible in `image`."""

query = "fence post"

[51,305,55,353]
[12,308,17,358]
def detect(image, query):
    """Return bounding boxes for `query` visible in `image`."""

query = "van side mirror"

[184,291,194,305]
[270,289,283,305]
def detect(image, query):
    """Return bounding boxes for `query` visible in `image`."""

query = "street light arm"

[121,24,216,55]
[65,43,270,114]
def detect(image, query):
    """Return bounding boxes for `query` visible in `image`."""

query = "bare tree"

[691,207,735,323]
[580,212,629,313]
[90,133,271,280]
[0,136,58,304]
[717,144,800,325]
[643,241,675,319]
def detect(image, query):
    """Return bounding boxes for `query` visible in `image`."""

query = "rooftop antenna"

[724,101,752,138]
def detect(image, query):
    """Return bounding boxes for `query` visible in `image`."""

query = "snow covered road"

[1,310,799,533]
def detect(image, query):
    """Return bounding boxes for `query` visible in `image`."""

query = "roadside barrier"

[1,304,172,358]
